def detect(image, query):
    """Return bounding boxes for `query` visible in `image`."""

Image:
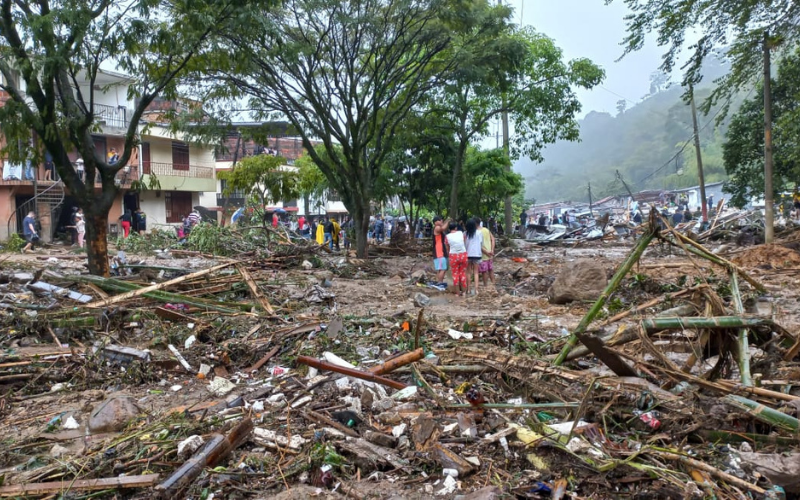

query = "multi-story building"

[214,123,347,218]
[0,70,217,241]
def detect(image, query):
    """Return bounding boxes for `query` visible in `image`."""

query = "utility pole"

[587,182,593,216]
[689,86,708,224]
[499,0,513,236]
[764,31,775,244]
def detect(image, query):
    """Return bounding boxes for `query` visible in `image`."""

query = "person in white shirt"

[464,218,484,295]
[444,222,468,296]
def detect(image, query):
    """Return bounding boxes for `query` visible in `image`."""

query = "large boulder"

[548,260,607,304]
[88,395,140,433]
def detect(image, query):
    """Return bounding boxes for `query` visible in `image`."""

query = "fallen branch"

[368,348,424,376]
[0,474,160,497]
[154,418,253,497]
[647,449,765,495]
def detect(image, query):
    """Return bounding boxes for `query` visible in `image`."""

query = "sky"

[508,0,666,117]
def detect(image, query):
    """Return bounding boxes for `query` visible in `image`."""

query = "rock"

[177,435,205,457]
[548,259,608,304]
[301,260,314,270]
[433,443,475,477]
[739,452,800,493]
[364,430,398,448]
[89,396,140,433]
[413,292,431,307]
[411,269,426,280]
[50,444,70,458]
[209,376,236,396]
[455,486,503,500]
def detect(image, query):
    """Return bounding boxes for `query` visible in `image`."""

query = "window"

[141,142,151,174]
[327,190,341,202]
[219,179,246,199]
[165,192,193,223]
[171,141,190,171]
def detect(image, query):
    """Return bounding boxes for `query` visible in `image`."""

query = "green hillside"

[518,69,742,203]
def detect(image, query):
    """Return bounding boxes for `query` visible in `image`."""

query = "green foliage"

[613,0,800,115]
[723,47,800,207]
[295,146,331,212]
[3,234,26,253]
[217,155,299,208]
[115,229,177,255]
[459,147,522,219]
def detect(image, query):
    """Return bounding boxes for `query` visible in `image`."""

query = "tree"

[427,22,603,217]
[722,48,800,207]
[295,147,329,216]
[459,147,522,219]
[217,155,300,222]
[0,0,251,275]
[614,0,800,112]
[211,0,453,257]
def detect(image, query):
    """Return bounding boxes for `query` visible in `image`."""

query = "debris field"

[1,220,800,499]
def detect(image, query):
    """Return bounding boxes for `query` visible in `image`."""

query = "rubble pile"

[1,217,800,498]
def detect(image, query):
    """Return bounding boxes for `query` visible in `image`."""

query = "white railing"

[147,162,214,179]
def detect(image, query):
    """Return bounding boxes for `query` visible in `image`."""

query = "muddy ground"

[1,234,799,499]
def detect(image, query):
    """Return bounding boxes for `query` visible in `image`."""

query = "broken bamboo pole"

[730,271,753,386]
[368,348,424,375]
[641,316,772,333]
[85,262,234,308]
[154,418,253,496]
[236,264,275,315]
[722,395,799,432]
[554,220,656,365]
[647,449,765,495]
[296,356,407,390]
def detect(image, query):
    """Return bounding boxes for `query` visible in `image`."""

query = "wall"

[138,191,203,229]
[0,187,15,240]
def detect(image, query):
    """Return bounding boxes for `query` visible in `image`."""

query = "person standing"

[298,214,306,236]
[75,158,84,182]
[464,218,483,296]
[374,216,385,243]
[708,194,715,211]
[519,209,527,236]
[135,209,147,235]
[68,207,79,246]
[323,217,333,249]
[444,222,468,296]
[431,216,449,289]
[331,218,341,251]
[21,211,38,253]
[477,217,495,289]
[119,209,132,238]
[107,148,119,165]
[75,212,86,247]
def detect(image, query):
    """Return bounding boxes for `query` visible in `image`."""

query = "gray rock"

[739,452,800,493]
[455,486,504,500]
[88,395,140,433]
[548,259,608,304]
[413,292,431,307]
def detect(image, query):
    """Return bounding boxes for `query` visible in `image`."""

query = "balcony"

[142,161,216,192]
[216,194,247,207]
[93,103,129,129]
[0,162,138,188]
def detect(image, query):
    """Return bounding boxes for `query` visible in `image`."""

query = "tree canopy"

[0,0,255,275]
[217,154,299,211]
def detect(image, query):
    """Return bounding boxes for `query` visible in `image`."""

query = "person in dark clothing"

[519,210,527,232]
[683,208,692,223]
[323,217,334,250]
[135,209,147,234]
[69,207,79,245]
[672,210,683,225]
[538,213,546,226]
[21,211,38,253]
[633,210,643,224]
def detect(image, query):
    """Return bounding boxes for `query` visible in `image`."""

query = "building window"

[219,179,247,199]
[327,190,341,202]
[171,141,190,171]
[165,192,193,223]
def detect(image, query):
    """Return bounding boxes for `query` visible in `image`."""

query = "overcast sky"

[508,0,665,116]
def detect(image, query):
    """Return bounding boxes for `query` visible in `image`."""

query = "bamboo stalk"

[0,474,160,497]
[444,403,579,410]
[730,271,753,386]
[647,449,765,494]
[368,348,424,375]
[553,222,656,365]
[722,395,799,432]
[641,316,770,333]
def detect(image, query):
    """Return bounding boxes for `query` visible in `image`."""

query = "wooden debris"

[0,474,160,497]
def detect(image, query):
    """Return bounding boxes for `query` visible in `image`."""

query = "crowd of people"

[430,215,496,296]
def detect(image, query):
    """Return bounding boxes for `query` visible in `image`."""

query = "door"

[171,142,190,171]
[141,142,151,175]
[92,135,107,161]
[165,192,192,223]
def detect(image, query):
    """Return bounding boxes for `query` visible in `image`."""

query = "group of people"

[431,216,496,296]
[117,208,147,238]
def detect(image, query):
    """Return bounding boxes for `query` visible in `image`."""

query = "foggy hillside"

[517,61,739,204]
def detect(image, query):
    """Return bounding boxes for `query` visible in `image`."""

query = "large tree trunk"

[448,140,469,218]
[85,211,111,276]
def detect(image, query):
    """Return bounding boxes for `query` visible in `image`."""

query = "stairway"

[8,180,66,241]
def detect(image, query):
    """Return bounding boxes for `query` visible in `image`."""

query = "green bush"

[115,228,177,255]
[3,233,26,252]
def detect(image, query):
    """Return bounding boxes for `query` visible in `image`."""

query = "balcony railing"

[0,162,137,187]
[217,194,247,207]
[147,161,214,179]
[93,103,128,128]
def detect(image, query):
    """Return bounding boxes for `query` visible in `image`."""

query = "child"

[444,222,467,296]
[76,212,86,247]
[464,218,483,296]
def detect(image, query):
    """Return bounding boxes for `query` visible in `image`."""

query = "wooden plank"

[236,264,274,315]
[575,332,638,377]
[0,474,160,497]
[85,262,234,309]
[85,283,109,299]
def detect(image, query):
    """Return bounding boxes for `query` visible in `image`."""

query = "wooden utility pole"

[689,86,708,223]
[499,0,512,236]
[588,182,594,216]
[764,31,775,244]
